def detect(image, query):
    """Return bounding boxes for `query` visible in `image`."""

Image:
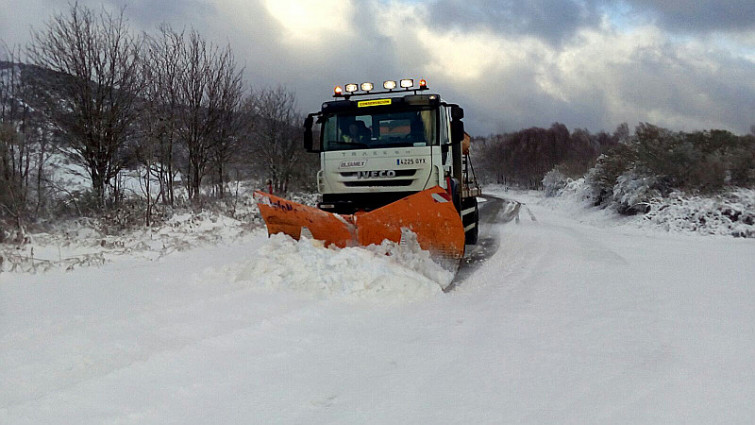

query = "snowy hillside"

[2,189,755,424]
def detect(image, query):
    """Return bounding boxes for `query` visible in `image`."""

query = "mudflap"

[254,186,466,267]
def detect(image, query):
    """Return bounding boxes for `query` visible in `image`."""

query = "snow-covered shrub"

[585,145,636,205]
[542,168,570,197]
[611,171,659,215]
[586,125,755,211]
[548,178,596,214]
[641,188,755,237]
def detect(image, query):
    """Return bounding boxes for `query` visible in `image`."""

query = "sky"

[1,0,754,136]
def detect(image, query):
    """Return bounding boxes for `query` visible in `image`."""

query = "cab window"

[322,108,436,151]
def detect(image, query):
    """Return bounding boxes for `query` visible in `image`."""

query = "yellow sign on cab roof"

[357,99,392,108]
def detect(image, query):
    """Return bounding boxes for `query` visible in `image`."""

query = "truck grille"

[339,169,417,188]
[344,180,415,187]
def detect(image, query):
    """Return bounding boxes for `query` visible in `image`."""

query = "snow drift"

[206,233,452,300]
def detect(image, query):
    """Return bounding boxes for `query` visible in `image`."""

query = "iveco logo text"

[357,170,396,179]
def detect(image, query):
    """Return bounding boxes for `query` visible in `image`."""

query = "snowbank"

[1,208,260,273]
[513,179,755,238]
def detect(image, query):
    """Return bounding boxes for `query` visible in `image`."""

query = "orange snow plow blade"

[252,192,355,248]
[253,186,465,260]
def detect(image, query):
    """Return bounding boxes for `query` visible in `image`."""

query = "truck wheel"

[462,197,479,245]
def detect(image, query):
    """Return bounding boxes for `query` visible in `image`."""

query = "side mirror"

[451,105,464,121]
[303,115,316,152]
[451,120,465,144]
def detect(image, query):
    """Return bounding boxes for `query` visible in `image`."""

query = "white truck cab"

[303,79,480,243]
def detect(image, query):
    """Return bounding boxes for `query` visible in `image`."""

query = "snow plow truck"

[254,78,481,267]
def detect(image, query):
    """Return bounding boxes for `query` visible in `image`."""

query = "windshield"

[321,108,436,151]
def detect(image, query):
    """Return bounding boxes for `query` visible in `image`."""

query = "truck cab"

[303,78,480,245]
[305,79,470,215]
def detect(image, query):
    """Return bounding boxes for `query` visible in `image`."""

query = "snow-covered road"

[2,191,754,424]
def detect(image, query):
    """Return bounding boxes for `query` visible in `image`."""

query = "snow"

[2,188,755,424]
[537,178,755,238]
[3,209,258,273]
[209,232,451,299]
[640,188,755,237]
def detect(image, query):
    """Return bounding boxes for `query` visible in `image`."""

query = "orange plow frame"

[253,186,466,260]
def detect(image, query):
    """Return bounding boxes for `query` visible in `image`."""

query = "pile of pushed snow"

[207,233,452,300]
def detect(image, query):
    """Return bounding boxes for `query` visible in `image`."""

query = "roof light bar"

[333,78,428,97]
[383,80,397,90]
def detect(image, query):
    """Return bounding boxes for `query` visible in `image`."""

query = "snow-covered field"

[2,188,755,424]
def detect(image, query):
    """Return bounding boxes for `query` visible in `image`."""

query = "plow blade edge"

[253,186,466,260]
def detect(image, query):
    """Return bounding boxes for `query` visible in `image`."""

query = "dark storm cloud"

[620,0,755,32]
[427,0,602,44]
[427,0,755,37]
[103,0,218,29]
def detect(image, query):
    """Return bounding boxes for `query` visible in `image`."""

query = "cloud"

[105,0,218,28]
[263,0,355,43]
[200,0,406,110]
[2,0,754,136]
[540,24,755,132]
[371,8,754,134]
[427,0,603,44]
[0,0,63,48]
[619,0,755,33]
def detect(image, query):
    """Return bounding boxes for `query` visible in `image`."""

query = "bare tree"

[243,86,303,193]
[134,41,160,225]
[475,134,508,185]
[0,46,39,231]
[173,31,243,201]
[0,123,25,229]
[27,3,144,209]
[142,25,185,207]
[206,43,244,199]
[175,31,207,201]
